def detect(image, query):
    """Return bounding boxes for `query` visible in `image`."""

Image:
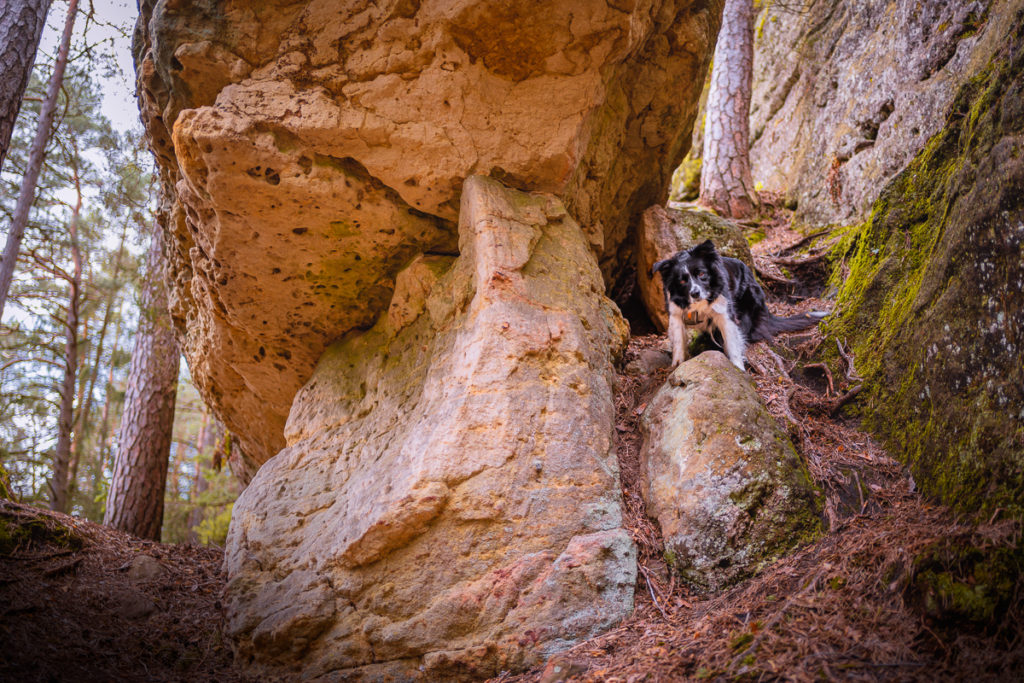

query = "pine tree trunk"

[67,224,127,501]
[103,214,180,541]
[0,0,76,320]
[700,0,758,218]
[48,160,83,513]
[94,307,124,472]
[0,0,51,172]
[187,409,224,543]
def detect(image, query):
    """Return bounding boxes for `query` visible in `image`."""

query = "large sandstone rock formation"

[640,352,823,591]
[749,0,1009,227]
[224,177,635,679]
[134,0,723,471]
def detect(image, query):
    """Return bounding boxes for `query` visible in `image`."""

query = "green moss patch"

[0,506,83,555]
[823,17,1024,518]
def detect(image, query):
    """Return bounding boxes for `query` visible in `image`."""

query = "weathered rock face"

[225,177,635,680]
[826,19,1024,517]
[134,0,723,470]
[635,205,752,331]
[640,352,822,591]
[749,0,1007,227]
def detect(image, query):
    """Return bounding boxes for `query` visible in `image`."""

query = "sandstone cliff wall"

[133,0,722,472]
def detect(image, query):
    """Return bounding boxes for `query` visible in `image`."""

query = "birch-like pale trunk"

[67,224,128,501]
[48,159,83,513]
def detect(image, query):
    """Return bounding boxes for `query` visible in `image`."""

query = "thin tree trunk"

[94,304,124,475]
[103,212,180,540]
[187,409,224,543]
[67,224,128,500]
[48,157,83,513]
[0,0,51,172]
[700,0,758,219]
[0,0,77,320]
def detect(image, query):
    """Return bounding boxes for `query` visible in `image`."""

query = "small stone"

[540,654,588,683]
[637,347,672,373]
[113,588,157,620]
[127,554,166,582]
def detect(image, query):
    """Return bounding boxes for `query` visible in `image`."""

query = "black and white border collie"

[652,240,825,370]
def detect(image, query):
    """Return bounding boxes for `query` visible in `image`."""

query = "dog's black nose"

[690,288,701,299]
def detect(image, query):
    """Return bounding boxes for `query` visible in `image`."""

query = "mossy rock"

[0,507,83,555]
[670,153,702,202]
[824,16,1024,518]
[909,538,1023,628]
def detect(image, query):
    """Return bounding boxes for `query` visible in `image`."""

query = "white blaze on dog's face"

[687,263,711,302]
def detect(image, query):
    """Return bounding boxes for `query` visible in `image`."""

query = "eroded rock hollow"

[135,0,721,471]
[226,176,635,678]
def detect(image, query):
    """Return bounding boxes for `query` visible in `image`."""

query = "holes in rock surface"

[271,268,281,274]
[292,227,308,235]
[170,56,183,71]
[265,168,281,185]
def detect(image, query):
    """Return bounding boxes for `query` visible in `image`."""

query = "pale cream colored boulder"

[636,205,752,331]
[134,0,723,471]
[225,177,635,680]
[640,351,822,591]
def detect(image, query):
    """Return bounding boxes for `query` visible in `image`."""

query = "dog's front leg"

[667,301,687,367]
[719,317,747,370]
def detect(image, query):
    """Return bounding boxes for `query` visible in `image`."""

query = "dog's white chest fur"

[667,297,746,370]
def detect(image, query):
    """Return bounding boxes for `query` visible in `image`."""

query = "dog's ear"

[651,258,672,278]
[690,239,717,257]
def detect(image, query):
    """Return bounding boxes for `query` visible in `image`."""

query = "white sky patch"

[36,0,140,135]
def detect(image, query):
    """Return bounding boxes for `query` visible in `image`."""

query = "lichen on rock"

[825,18,1024,518]
[224,177,635,680]
[639,352,823,591]
[748,0,998,227]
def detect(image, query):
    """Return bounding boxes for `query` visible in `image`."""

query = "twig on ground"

[771,250,830,268]
[829,385,863,415]
[778,229,830,256]
[836,339,863,381]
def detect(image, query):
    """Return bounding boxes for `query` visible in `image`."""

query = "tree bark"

[700,0,758,218]
[103,213,180,541]
[187,409,224,543]
[0,0,51,172]
[67,223,128,501]
[0,0,76,320]
[48,156,83,513]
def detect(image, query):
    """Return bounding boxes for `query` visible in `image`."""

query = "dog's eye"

[697,270,708,280]
[678,273,688,282]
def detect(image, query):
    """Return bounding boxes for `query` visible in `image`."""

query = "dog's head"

[651,239,727,308]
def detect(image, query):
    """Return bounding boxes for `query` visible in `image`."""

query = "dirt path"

[0,502,245,682]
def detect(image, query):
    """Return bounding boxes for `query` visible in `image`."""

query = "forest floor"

[1,201,1022,682]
